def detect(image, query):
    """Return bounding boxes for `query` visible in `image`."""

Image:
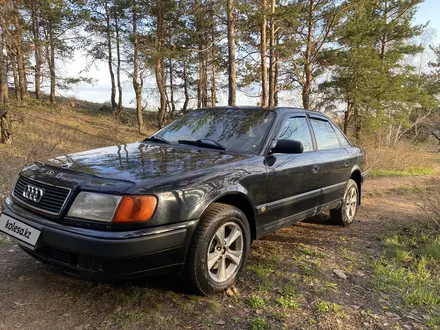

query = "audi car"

[0,107,366,295]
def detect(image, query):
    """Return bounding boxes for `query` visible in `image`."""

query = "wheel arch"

[203,192,257,241]
[349,167,362,204]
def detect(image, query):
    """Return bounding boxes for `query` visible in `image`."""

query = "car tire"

[330,179,359,226]
[182,203,251,295]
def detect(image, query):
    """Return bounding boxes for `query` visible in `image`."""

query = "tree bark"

[182,61,189,112]
[0,26,8,104]
[226,0,236,106]
[0,110,13,144]
[31,1,41,100]
[132,1,143,132]
[343,101,351,134]
[302,0,314,110]
[268,0,275,107]
[12,0,28,100]
[380,0,388,60]
[104,1,117,112]
[274,42,279,106]
[201,55,207,107]
[260,0,268,107]
[10,52,18,99]
[49,20,56,104]
[115,10,123,116]
[168,59,175,113]
[211,56,216,106]
[155,0,167,129]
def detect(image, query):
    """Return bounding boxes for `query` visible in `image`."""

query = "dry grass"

[364,140,437,177]
[0,99,153,204]
[418,176,440,229]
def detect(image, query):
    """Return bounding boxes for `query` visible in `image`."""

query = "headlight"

[67,192,157,223]
[67,192,122,222]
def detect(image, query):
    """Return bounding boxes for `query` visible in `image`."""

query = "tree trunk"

[274,43,279,106]
[380,0,388,60]
[211,56,216,106]
[343,101,351,134]
[354,105,361,143]
[268,0,275,107]
[0,26,8,104]
[104,1,117,112]
[49,20,56,104]
[260,0,268,107]
[31,1,41,100]
[201,55,207,107]
[0,110,13,144]
[13,0,27,100]
[11,54,18,99]
[182,61,189,112]
[115,11,123,116]
[132,2,143,132]
[156,0,167,129]
[302,0,314,110]
[168,59,175,113]
[226,0,236,106]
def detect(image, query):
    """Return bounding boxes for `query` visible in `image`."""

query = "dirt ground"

[0,175,435,330]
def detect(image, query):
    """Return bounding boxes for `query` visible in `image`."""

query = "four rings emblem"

[23,185,44,203]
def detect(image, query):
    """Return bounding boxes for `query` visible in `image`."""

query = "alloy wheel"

[345,186,357,223]
[207,222,244,283]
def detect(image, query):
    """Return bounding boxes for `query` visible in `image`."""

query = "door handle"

[312,165,320,174]
[344,160,349,167]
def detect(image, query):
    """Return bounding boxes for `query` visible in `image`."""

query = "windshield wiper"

[178,139,227,151]
[144,135,171,144]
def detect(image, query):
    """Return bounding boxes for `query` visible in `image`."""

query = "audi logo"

[22,185,44,203]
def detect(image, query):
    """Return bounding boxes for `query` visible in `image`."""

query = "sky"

[60,1,440,109]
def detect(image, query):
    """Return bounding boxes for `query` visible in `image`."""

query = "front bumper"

[1,197,198,279]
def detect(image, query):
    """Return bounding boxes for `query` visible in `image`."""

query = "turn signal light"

[112,195,157,223]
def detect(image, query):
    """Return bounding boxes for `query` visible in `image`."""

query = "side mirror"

[271,139,304,154]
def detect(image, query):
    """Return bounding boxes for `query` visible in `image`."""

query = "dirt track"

[0,176,433,330]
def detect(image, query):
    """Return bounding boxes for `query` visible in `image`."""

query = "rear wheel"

[330,179,359,226]
[182,203,251,295]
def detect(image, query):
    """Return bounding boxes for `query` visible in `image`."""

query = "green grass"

[315,300,341,313]
[247,296,265,308]
[369,166,435,178]
[251,317,269,330]
[373,224,440,327]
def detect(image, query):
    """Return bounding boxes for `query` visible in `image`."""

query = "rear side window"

[310,118,340,150]
[332,125,352,148]
[278,117,313,152]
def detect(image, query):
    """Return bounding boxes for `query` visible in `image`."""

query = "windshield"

[154,108,276,154]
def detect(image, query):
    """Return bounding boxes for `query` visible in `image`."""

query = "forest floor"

[0,101,439,329]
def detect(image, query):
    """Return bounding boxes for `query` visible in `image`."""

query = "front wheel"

[330,179,359,226]
[182,203,251,295]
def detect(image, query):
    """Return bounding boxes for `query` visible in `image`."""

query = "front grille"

[13,176,71,215]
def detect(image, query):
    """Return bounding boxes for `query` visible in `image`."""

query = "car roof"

[196,106,331,119]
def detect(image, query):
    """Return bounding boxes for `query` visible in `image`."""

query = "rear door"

[308,116,351,208]
[259,115,321,232]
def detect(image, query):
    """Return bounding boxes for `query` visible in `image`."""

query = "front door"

[258,116,321,233]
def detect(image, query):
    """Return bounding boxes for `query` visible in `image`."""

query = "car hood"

[42,142,252,183]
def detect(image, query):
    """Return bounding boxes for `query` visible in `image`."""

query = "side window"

[332,125,352,148]
[310,118,340,150]
[278,117,313,152]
